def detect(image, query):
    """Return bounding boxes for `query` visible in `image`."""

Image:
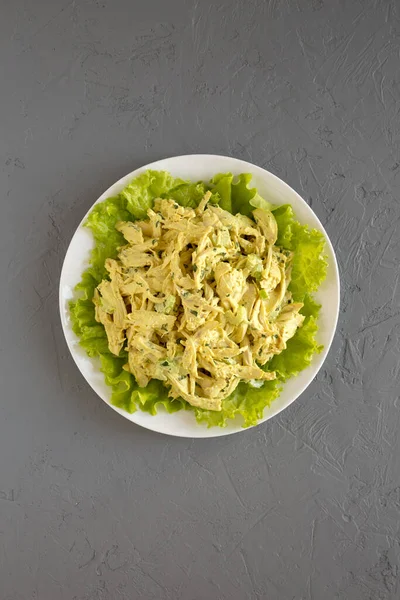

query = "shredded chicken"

[93,192,305,411]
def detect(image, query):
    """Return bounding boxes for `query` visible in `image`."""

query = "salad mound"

[70,170,327,427]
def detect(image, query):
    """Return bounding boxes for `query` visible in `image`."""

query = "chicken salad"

[70,170,327,427]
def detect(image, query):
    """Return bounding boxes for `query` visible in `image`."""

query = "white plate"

[59,155,340,438]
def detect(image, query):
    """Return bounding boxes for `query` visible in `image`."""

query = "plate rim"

[59,154,340,438]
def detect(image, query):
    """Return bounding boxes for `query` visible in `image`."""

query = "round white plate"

[60,155,340,438]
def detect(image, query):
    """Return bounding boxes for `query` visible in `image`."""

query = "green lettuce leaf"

[211,173,234,212]
[121,170,185,219]
[70,169,327,428]
[273,204,327,300]
[194,379,282,428]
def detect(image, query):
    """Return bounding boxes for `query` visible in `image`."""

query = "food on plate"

[93,194,305,411]
[70,171,327,427]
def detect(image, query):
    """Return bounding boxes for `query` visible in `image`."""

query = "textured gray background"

[1,0,400,598]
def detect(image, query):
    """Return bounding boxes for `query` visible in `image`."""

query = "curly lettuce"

[70,170,327,428]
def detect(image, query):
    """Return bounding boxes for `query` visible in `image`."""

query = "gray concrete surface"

[1,0,400,598]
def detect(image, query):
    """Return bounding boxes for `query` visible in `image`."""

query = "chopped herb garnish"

[193,264,198,272]
[161,361,169,366]
[190,310,198,316]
